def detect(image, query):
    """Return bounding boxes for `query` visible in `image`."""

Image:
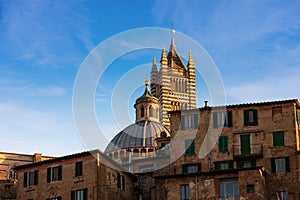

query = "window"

[140,177,149,185]
[213,111,233,129]
[214,160,234,171]
[247,184,254,193]
[182,163,201,174]
[180,184,190,200]
[277,191,287,200]
[185,139,195,156]
[218,136,228,152]
[220,179,239,200]
[273,131,284,146]
[244,109,258,126]
[297,111,300,125]
[117,173,125,191]
[75,161,83,177]
[23,170,38,187]
[71,188,87,200]
[271,157,290,173]
[140,106,144,117]
[46,197,61,200]
[180,114,199,130]
[237,160,256,168]
[47,166,62,182]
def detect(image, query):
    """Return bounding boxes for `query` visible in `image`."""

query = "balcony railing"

[232,144,263,160]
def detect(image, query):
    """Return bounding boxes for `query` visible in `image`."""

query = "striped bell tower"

[150,36,196,129]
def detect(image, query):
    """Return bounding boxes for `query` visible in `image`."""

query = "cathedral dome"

[104,78,170,156]
[104,120,170,153]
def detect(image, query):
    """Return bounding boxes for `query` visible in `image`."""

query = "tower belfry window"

[140,106,144,118]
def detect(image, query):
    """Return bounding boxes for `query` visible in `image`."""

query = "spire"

[151,57,158,73]
[188,50,194,66]
[160,46,168,66]
[169,38,176,52]
[145,76,149,87]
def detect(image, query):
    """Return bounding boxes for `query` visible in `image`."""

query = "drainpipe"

[205,101,211,171]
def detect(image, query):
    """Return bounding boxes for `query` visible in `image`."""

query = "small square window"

[247,184,254,193]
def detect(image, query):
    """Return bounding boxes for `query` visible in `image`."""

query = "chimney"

[204,101,208,108]
[33,153,42,163]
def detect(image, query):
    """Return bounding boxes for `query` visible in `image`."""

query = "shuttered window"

[213,111,233,129]
[182,163,201,174]
[273,131,284,146]
[75,161,83,177]
[271,157,290,173]
[47,165,62,182]
[218,136,228,152]
[214,160,234,170]
[23,170,38,187]
[185,139,195,156]
[180,114,199,130]
[244,109,258,126]
[71,188,87,200]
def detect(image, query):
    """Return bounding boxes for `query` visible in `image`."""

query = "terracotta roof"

[168,99,299,114]
[13,149,100,170]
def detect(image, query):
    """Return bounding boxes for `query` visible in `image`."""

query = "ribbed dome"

[105,121,170,153]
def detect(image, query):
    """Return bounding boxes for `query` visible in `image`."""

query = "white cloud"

[226,67,300,103]
[0,1,92,66]
[0,79,66,96]
[0,102,84,156]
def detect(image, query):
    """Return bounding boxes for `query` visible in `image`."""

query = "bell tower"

[150,36,196,129]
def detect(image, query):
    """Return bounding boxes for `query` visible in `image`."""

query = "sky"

[0,0,300,156]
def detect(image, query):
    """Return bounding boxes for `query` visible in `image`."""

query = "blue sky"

[0,0,299,156]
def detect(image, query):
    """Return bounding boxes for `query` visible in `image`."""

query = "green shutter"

[215,162,221,171]
[244,110,249,126]
[227,111,233,127]
[23,172,28,188]
[285,157,290,172]
[253,109,258,125]
[117,173,121,188]
[273,131,284,146]
[237,161,243,168]
[297,111,300,125]
[47,168,51,182]
[58,165,62,180]
[83,188,88,200]
[218,136,228,152]
[182,164,187,174]
[185,140,195,156]
[197,163,202,172]
[228,160,234,169]
[71,190,75,200]
[122,176,125,191]
[34,170,38,185]
[271,158,276,173]
[213,112,218,128]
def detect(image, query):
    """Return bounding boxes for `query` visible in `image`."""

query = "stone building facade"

[0,152,53,180]
[151,99,300,200]
[0,151,53,199]
[14,150,135,200]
